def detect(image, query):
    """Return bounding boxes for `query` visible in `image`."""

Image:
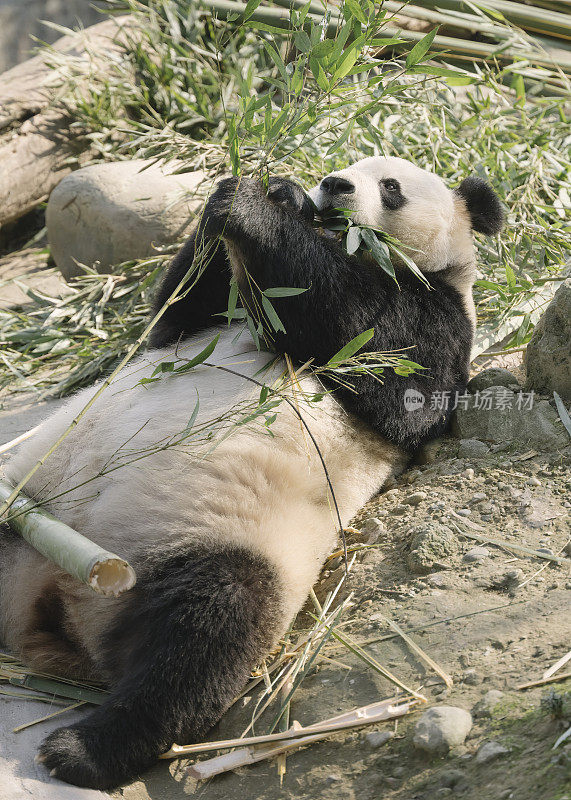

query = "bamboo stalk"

[543,650,571,680]
[163,695,419,760]
[0,425,40,456]
[0,479,136,597]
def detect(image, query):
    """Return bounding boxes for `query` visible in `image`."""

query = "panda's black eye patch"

[380,178,407,210]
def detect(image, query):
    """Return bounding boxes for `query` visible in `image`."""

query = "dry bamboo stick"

[0,479,136,597]
[0,426,40,456]
[543,650,571,680]
[163,695,418,759]
[516,672,571,690]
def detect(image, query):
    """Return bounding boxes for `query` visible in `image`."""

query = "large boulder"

[453,386,568,451]
[525,278,571,401]
[46,161,206,278]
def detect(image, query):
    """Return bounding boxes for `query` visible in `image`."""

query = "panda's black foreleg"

[37,544,283,790]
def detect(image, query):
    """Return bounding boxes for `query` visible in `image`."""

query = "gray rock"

[525,279,571,401]
[472,690,505,718]
[458,439,490,458]
[359,517,385,544]
[47,160,206,278]
[413,706,472,754]
[475,741,510,764]
[463,546,490,563]
[468,368,520,392]
[364,730,394,748]
[453,387,568,451]
[406,524,458,574]
[463,669,481,686]
[403,491,428,506]
[439,768,465,788]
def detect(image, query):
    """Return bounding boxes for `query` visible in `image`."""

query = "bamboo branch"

[0,479,136,597]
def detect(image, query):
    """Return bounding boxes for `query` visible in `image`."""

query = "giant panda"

[0,156,503,789]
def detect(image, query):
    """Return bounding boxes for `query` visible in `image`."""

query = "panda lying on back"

[0,157,503,788]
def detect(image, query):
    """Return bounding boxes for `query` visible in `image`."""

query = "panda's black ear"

[455,176,504,236]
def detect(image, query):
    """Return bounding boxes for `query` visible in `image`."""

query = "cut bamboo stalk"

[0,478,136,597]
[163,695,419,761]
[0,425,40,456]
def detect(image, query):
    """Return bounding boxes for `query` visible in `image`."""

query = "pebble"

[500,569,525,590]
[364,730,393,749]
[359,517,385,544]
[462,468,475,480]
[403,491,428,506]
[458,439,490,458]
[463,547,490,563]
[537,547,555,556]
[475,741,510,764]
[470,492,488,504]
[463,668,481,686]
[391,504,408,515]
[427,573,450,589]
[527,476,541,486]
[439,769,465,788]
[472,690,505,719]
[413,706,473,754]
[456,508,471,517]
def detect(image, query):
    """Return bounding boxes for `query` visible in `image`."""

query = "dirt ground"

[112,438,570,800]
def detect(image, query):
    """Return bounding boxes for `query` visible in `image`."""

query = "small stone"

[406,524,458,574]
[527,476,541,486]
[359,517,385,544]
[472,690,505,719]
[403,491,428,506]
[364,730,393,749]
[470,492,488,504]
[564,542,571,558]
[537,547,555,556]
[463,547,490,563]
[458,439,490,458]
[475,741,510,764]
[463,669,481,686]
[456,508,471,517]
[325,774,342,785]
[413,706,472,754]
[462,468,475,480]
[439,769,465,788]
[427,573,450,589]
[468,368,520,392]
[391,504,408,515]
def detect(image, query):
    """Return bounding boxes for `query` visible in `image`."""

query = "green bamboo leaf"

[294,30,312,54]
[228,117,240,176]
[328,328,375,366]
[310,56,329,91]
[263,42,289,84]
[263,287,308,298]
[243,0,262,19]
[405,26,439,68]
[227,279,238,325]
[343,0,367,24]
[173,334,220,374]
[261,295,286,333]
[331,44,360,84]
[360,228,397,281]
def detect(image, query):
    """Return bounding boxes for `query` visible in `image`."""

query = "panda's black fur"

[1,161,503,790]
[151,175,473,451]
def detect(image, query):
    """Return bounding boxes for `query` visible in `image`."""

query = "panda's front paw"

[199,176,263,239]
[267,177,314,223]
[38,723,149,790]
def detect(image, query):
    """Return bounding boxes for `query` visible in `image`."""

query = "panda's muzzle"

[320,176,355,196]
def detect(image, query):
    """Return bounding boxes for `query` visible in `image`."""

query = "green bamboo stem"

[0,479,136,597]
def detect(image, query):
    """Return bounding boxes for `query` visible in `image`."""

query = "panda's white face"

[309,156,474,274]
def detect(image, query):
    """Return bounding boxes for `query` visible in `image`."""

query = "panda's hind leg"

[37,542,284,790]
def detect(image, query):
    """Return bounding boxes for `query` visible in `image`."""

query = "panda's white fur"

[0,156,502,788]
[2,328,404,667]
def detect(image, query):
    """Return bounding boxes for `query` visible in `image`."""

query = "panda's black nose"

[320,176,355,196]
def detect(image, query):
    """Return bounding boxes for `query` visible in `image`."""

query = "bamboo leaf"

[328,329,375,366]
[173,334,220,374]
[261,295,286,333]
[263,287,308,297]
[405,26,439,68]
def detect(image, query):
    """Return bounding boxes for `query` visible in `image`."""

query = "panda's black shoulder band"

[455,175,504,236]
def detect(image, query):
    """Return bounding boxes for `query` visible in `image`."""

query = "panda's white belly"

[4,326,404,633]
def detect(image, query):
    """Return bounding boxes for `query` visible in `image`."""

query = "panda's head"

[309,156,504,274]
